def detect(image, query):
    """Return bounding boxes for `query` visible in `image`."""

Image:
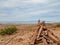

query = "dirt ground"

[0,24,60,45]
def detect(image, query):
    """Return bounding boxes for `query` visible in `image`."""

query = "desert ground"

[0,23,60,45]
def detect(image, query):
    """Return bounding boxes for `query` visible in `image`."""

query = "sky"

[0,0,60,23]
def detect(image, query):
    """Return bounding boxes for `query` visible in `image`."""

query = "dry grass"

[0,23,60,45]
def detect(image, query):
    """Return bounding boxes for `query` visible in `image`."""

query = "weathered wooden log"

[42,37,48,45]
[48,30,60,43]
[30,22,60,45]
[30,26,40,45]
[36,26,43,40]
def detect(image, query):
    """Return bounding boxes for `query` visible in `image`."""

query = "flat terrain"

[0,23,60,45]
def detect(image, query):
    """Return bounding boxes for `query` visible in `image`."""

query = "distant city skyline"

[0,0,60,23]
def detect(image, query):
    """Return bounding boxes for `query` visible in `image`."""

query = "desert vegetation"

[0,26,17,35]
[54,24,60,28]
[0,23,60,45]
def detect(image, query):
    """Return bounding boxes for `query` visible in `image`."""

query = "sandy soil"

[0,24,60,45]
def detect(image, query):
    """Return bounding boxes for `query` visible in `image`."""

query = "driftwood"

[30,26,40,45]
[30,23,60,45]
[48,30,60,43]
[36,26,43,40]
[30,25,44,45]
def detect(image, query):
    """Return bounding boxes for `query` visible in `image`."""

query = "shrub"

[0,26,17,35]
[53,24,60,28]
[56,24,60,27]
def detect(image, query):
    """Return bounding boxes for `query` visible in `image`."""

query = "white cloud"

[46,2,60,7]
[0,0,60,22]
[31,0,48,3]
[0,0,59,8]
[0,0,48,8]
[0,0,26,8]
[0,13,7,16]
[28,10,52,15]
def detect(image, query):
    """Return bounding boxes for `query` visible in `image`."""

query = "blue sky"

[0,0,60,23]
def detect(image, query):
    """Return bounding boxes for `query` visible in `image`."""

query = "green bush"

[0,26,17,35]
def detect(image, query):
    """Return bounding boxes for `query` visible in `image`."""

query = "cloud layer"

[0,0,60,23]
